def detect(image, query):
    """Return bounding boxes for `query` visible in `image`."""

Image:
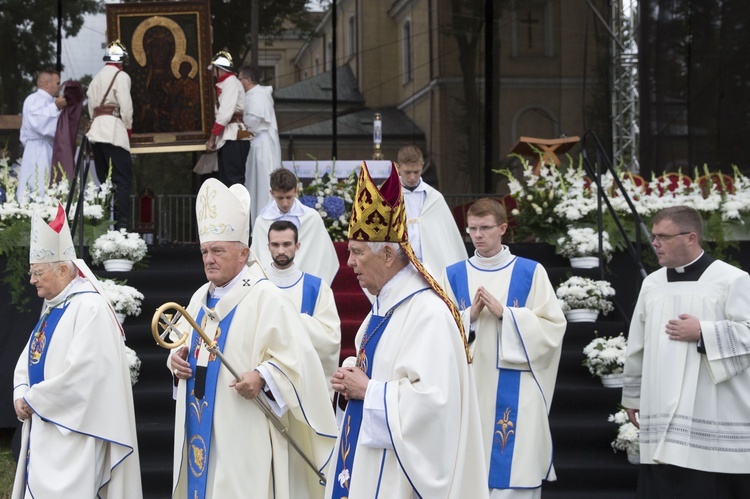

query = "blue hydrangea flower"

[322,196,345,219]
[300,195,318,209]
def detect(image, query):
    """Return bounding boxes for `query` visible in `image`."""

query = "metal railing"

[129,194,198,244]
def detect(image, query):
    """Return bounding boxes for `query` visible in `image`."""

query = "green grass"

[0,429,16,498]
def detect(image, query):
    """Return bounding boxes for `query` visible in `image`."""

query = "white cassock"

[243,84,281,220]
[622,255,750,474]
[251,199,339,285]
[18,88,59,202]
[171,264,337,499]
[402,179,467,277]
[326,265,489,499]
[12,277,142,499]
[441,247,566,497]
[264,263,341,396]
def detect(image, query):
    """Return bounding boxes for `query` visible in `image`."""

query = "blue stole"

[330,288,427,498]
[28,305,67,387]
[300,273,322,316]
[186,296,236,499]
[27,292,92,387]
[446,257,536,489]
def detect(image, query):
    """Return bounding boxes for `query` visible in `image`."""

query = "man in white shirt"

[17,70,67,202]
[396,145,467,277]
[251,168,339,284]
[238,65,280,220]
[264,220,341,395]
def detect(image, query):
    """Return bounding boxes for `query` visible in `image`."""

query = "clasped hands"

[331,366,369,400]
[170,346,265,400]
[469,286,504,323]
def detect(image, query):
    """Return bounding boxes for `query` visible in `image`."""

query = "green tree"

[209,0,315,63]
[0,0,100,115]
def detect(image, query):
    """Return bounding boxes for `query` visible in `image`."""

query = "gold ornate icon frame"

[106,0,213,152]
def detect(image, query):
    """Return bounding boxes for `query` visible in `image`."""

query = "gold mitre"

[196,179,252,245]
[348,161,471,363]
[348,161,407,242]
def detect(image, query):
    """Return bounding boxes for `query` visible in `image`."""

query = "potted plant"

[124,345,141,386]
[608,408,640,464]
[555,276,616,322]
[99,278,144,325]
[583,332,627,387]
[556,227,613,268]
[91,229,148,271]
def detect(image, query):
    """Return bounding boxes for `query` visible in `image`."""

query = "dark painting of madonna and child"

[106,1,213,148]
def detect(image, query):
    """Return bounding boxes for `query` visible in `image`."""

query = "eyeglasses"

[465,225,498,235]
[649,232,691,243]
[28,267,50,279]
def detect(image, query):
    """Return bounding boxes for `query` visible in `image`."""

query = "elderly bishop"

[327,162,489,499]
[169,179,337,499]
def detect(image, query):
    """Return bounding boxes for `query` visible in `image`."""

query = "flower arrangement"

[297,165,358,242]
[556,227,613,261]
[99,278,144,317]
[555,276,616,315]
[496,156,750,244]
[583,332,627,377]
[496,157,568,243]
[124,345,141,386]
[608,408,639,457]
[0,153,113,310]
[91,229,148,265]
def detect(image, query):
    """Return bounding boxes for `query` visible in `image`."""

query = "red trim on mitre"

[48,204,67,233]
[379,162,402,207]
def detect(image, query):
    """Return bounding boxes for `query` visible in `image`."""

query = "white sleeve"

[359,379,393,449]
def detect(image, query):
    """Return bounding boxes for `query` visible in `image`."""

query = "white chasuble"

[171,264,337,498]
[441,247,566,492]
[326,266,489,499]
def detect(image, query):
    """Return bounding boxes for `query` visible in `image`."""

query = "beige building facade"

[258,0,610,196]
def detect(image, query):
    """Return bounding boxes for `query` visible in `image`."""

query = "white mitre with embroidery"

[29,204,77,264]
[196,179,252,244]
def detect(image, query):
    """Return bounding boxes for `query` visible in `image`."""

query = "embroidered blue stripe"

[489,368,521,488]
[300,273,322,316]
[186,303,236,499]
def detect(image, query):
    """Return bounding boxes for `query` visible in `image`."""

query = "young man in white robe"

[168,179,337,499]
[239,65,281,220]
[251,167,339,284]
[264,220,341,397]
[396,145,467,277]
[12,204,141,498]
[327,161,489,499]
[622,205,750,497]
[17,70,67,202]
[441,198,566,499]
